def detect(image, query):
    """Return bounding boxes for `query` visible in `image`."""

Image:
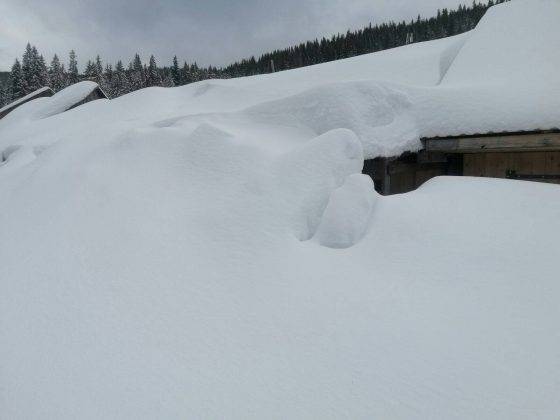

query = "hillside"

[1,1,559,419]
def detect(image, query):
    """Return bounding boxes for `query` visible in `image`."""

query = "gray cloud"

[0,0,468,71]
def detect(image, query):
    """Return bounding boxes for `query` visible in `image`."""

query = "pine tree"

[129,54,145,90]
[93,55,106,86]
[49,54,65,91]
[95,55,103,76]
[146,55,161,87]
[29,46,43,91]
[0,82,10,107]
[84,60,97,80]
[37,54,50,87]
[9,58,24,100]
[21,43,34,94]
[112,60,129,96]
[97,64,112,97]
[171,55,181,85]
[68,50,79,85]
[132,53,143,72]
[161,74,175,88]
[181,61,191,84]
[19,45,49,93]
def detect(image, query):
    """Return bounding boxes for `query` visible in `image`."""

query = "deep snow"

[1,0,560,419]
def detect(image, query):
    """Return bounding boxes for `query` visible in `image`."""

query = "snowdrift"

[1,1,560,419]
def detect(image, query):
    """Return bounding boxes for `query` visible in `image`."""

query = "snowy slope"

[1,1,560,419]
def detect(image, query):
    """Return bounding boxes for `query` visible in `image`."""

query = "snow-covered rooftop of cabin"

[35,80,105,119]
[0,81,106,129]
[0,86,53,115]
[416,0,560,139]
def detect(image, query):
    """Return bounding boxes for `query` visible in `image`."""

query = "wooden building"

[364,130,560,195]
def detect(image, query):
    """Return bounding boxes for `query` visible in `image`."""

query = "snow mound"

[313,173,378,248]
[272,128,364,241]
[246,81,419,157]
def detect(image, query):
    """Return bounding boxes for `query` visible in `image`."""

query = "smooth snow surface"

[1,1,560,419]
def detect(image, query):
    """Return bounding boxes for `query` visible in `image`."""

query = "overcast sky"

[0,0,469,71]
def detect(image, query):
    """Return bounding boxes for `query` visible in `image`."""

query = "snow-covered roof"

[417,0,560,139]
[0,86,54,118]
[0,81,108,128]
[34,81,107,119]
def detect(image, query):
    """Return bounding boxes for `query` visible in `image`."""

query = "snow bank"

[1,1,560,419]
[313,173,377,248]
[245,81,420,157]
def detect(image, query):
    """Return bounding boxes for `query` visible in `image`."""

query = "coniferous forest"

[0,0,506,107]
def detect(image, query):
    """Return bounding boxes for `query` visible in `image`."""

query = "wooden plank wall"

[464,151,560,184]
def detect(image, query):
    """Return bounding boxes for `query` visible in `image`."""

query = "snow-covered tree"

[129,54,145,90]
[21,43,35,94]
[84,60,97,81]
[146,55,161,87]
[0,81,11,106]
[37,54,50,87]
[161,74,175,88]
[9,58,24,100]
[95,55,103,77]
[171,55,181,86]
[49,54,66,91]
[180,61,191,84]
[102,64,113,97]
[112,60,129,97]
[68,50,79,85]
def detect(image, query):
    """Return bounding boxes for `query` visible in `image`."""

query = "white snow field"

[1,1,560,419]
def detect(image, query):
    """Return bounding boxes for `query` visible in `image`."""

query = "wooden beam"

[424,132,560,153]
[418,151,447,164]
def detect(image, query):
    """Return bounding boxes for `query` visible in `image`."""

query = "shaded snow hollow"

[0,1,560,419]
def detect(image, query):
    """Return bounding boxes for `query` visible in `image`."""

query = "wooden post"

[382,158,391,194]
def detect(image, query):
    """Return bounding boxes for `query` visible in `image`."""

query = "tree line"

[0,0,505,107]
